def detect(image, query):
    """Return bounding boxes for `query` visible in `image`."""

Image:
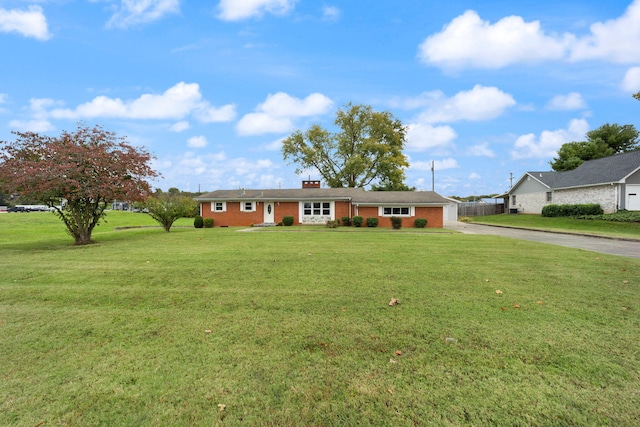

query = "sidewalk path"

[444,221,640,259]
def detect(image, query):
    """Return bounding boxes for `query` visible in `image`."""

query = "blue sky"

[1,0,639,196]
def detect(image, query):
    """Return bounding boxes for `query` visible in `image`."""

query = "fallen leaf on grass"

[387,389,393,394]
[389,298,400,306]
[204,330,212,333]
[495,290,503,295]
[623,280,630,284]
[341,307,347,312]
[218,404,226,411]
[513,304,520,309]
[537,301,543,305]
[501,307,507,311]
[485,279,490,282]
[389,358,396,364]
[395,350,402,356]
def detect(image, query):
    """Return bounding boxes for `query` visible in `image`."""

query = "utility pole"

[509,172,513,189]
[431,160,435,192]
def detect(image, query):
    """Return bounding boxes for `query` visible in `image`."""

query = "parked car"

[8,206,29,212]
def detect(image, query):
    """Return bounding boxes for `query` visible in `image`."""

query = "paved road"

[444,222,640,259]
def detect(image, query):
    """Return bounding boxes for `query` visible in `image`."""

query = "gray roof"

[524,150,640,190]
[196,187,450,205]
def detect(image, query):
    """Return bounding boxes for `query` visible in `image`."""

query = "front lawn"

[1,212,639,425]
[471,213,640,239]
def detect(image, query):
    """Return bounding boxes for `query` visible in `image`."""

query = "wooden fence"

[457,202,505,217]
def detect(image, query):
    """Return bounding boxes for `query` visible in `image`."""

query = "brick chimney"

[302,180,321,188]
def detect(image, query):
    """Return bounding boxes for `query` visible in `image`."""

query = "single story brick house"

[505,150,640,214]
[195,180,450,228]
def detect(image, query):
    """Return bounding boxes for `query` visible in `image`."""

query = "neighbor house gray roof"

[516,150,640,191]
[196,187,450,205]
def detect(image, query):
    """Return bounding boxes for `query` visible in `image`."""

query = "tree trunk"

[73,226,95,245]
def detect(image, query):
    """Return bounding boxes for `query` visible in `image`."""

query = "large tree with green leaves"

[282,103,410,189]
[550,123,639,171]
[0,124,157,244]
[634,91,640,101]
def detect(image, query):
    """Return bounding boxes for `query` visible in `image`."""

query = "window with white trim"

[212,202,226,212]
[303,202,330,216]
[381,206,411,216]
[240,201,256,212]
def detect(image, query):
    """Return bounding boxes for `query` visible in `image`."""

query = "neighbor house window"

[303,202,330,216]
[546,192,552,202]
[240,201,255,212]
[212,202,226,212]
[381,206,411,216]
[512,195,516,206]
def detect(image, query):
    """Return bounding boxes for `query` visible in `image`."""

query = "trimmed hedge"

[414,218,427,228]
[193,215,204,228]
[366,217,378,228]
[352,216,363,227]
[203,218,214,228]
[542,204,604,217]
[282,216,294,226]
[341,216,352,226]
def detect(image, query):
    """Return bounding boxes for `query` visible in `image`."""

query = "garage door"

[627,185,640,211]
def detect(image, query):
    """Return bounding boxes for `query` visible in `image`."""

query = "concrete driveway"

[445,221,640,259]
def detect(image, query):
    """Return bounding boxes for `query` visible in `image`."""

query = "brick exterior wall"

[201,200,443,227]
[355,206,443,228]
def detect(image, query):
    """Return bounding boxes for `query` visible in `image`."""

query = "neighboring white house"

[506,150,640,214]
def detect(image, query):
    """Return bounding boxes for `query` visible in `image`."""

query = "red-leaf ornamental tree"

[0,124,158,245]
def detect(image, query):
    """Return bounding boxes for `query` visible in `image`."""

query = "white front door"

[264,201,275,223]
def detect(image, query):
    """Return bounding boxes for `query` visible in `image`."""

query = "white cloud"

[418,10,569,70]
[106,0,180,28]
[418,1,640,70]
[546,92,587,111]
[0,5,51,40]
[622,66,640,92]
[467,143,495,158]
[264,137,284,151]
[405,123,457,152]
[194,104,237,123]
[217,0,297,21]
[569,0,640,63]
[170,120,190,132]
[510,118,589,160]
[468,172,481,180]
[237,113,294,135]
[187,135,208,148]
[414,85,516,124]
[236,92,333,136]
[0,93,6,104]
[258,92,333,117]
[322,6,340,21]
[47,82,235,123]
[8,98,60,131]
[9,119,55,132]
[411,158,460,171]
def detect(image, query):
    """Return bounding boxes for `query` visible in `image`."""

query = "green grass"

[2,212,640,425]
[471,213,640,239]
